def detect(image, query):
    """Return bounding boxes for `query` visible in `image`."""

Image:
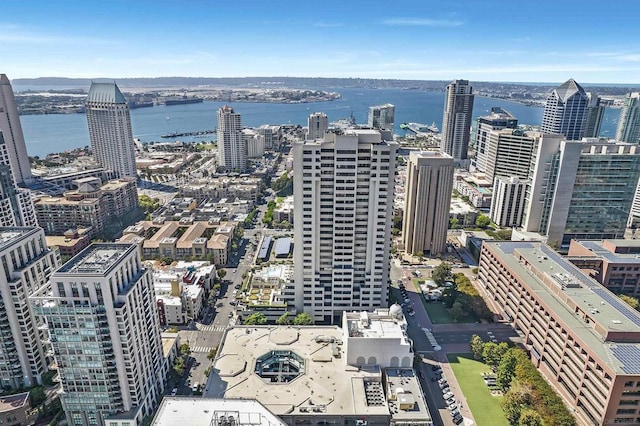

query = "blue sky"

[2,0,640,84]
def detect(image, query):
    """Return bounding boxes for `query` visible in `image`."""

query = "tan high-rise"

[402,151,453,255]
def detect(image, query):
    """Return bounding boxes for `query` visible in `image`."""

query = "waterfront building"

[31,244,165,426]
[478,241,640,426]
[490,176,527,227]
[441,79,474,161]
[307,112,328,140]
[583,92,606,138]
[541,78,589,140]
[615,92,640,143]
[472,107,518,174]
[368,103,395,131]
[293,129,397,323]
[0,228,60,389]
[402,151,454,256]
[522,139,640,248]
[0,74,32,185]
[86,82,138,179]
[217,106,246,172]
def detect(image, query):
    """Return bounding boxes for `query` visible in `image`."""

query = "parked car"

[451,409,460,418]
[170,388,178,396]
[453,414,464,424]
[448,403,458,411]
[443,391,454,400]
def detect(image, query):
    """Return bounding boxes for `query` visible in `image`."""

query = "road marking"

[196,324,227,332]
[191,346,217,353]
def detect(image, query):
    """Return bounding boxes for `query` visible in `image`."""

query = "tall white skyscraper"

[583,92,605,138]
[0,227,60,389]
[540,79,589,141]
[402,151,454,256]
[31,243,165,426]
[615,92,640,143]
[0,74,32,185]
[472,107,518,174]
[307,112,328,140]
[0,132,37,227]
[217,106,246,172]
[368,104,395,131]
[86,82,137,178]
[441,79,474,161]
[293,129,397,323]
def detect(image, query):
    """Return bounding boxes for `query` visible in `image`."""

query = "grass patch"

[422,302,476,324]
[447,353,508,426]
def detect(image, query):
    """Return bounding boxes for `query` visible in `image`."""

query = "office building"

[490,176,527,228]
[86,82,137,179]
[0,74,32,185]
[152,398,286,426]
[307,112,328,140]
[31,244,165,426]
[522,139,640,247]
[615,92,640,143]
[441,79,474,161]
[0,132,37,227]
[217,106,246,172]
[583,92,606,138]
[476,128,544,183]
[478,241,640,426]
[472,107,518,174]
[368,103,395,131]
[402,151,454,256]
[293,129,397,323]
[0,228,60,389]
[541,78,589,140]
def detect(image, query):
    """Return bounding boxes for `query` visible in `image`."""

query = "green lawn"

[411,278,477,324]
[447,353,508,426]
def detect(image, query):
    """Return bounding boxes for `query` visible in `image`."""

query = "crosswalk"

[196,324,227,332]
[191,346,217,353]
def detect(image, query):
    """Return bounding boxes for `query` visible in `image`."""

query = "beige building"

[0,392,30,426]
[402,151,454,255]
[478,241,640,426]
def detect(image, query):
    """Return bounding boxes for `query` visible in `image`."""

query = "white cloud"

[312,22,344,28]
[382,18,463,27]
[0,23,111,45]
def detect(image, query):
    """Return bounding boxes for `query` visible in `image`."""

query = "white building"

[402,151,454,256]
[0,228,60,389]
[472,107,518,175]
[490,176,527,228]
[441,79,474,161]
[31,244,165,426]
[0,74,32,185]
[0,132,37,227]
[541,78,589,141]
[307,112,328,140]
[217,106,246,172]
[615,92,640,143]
[86,82,138,179]
[242,128,265,158]
[368,104,395,131]
[293,129,397,323]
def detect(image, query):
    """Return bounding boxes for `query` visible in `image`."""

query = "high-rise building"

[402,151,453,256]
[31,243,165,426]
[86,82,137,179]
[541,78,589,140]
[472,107,518,174]
[307,112,328,140]
[583,92,605,138]
[522,139,640,247]
[0,74,32,185]
[615,92,640,143]
[293,129,397,323]
[217,106,246,172]
[490,176,527,227]
[368,103,395,131]
[476,129,547,182]
[0,132,37,227]
[0,227,60,389]
[441,79,474,161]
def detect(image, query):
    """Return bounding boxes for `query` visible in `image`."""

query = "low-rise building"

[179,176,262,203]
[151,398,285,426]
[0,392,30,426]
[273,195,294,224]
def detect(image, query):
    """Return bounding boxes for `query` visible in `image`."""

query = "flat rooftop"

[572,240,640,264]
[486,241,640,374]
[57,243,135,275]
[152,397,285,426]
[205,326,390,418]
[0,391,28,412]
[0,227,38,251]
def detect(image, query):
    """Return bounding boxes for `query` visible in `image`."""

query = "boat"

[164,96,204,106]
[400,123,409,129]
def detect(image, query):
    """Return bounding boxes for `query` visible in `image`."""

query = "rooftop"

[0,391,29,412]
[571,240,640,265]
[0,227,39,252]
[57,243,135,275]
[86,82,127,104]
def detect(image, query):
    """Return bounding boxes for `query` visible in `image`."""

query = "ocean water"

[19,87,620,158]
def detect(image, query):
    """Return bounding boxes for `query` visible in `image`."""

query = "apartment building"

[441,79,474,161]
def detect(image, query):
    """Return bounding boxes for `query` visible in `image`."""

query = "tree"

[449,217,459,229]
[432,262,452,286]
[470,334,484,360]
[217,269,227,280]
[497,349,518,390]
[518,409,543,426]
[180,343,191,357]
[620,294,640,310]
[207,347,218,361]
[30,387,46,407]
[475,214,491,229]
[293,312,314,325]
[501,382,533,425]
[482,342,501,369]
[276,312,291,325]
[448,301,465,322]
[244,312,268,325]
